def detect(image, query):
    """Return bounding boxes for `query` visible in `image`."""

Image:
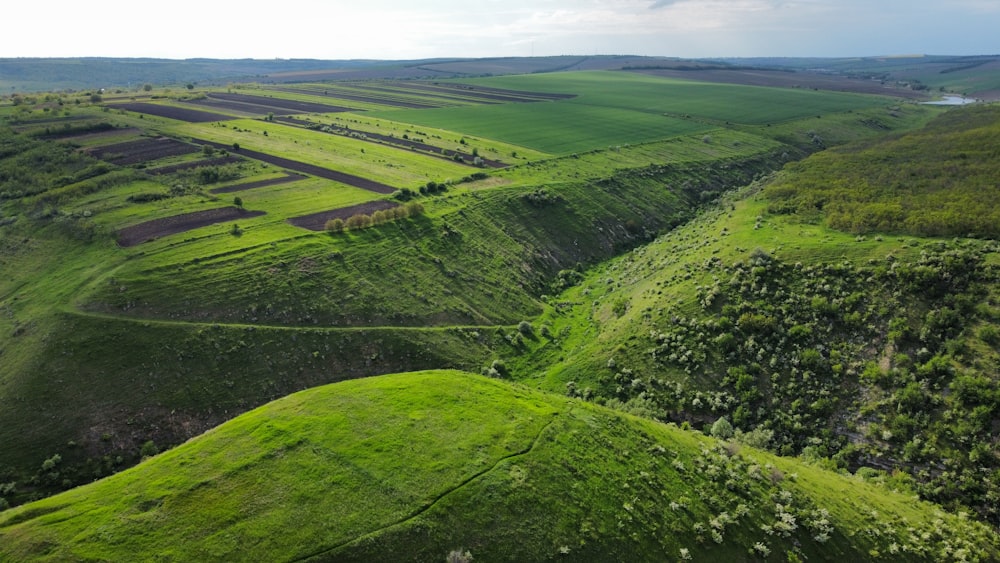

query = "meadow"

[369,71,889,154]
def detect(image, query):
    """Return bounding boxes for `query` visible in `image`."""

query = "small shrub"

[446,550,473,563]
[405,202,425,217]
[41,454,61,471]
[979,325,1000,345]
[139,440,158,457]
[710,417,734,439]
[345,214,372,230]
[325,218,345,232]
[517,321,533,336]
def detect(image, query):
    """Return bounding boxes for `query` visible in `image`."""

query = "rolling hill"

[2,371,996,561]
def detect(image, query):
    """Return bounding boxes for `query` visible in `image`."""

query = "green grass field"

[369,72,889,154]
[2,371,995,561]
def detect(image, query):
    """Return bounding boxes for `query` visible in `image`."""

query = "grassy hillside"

[2,371,995,562]
[765,104,1000,237]
[0,71,947,517]
[511,104,1000,524]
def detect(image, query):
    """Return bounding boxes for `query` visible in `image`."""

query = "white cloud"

[1,0,996,58]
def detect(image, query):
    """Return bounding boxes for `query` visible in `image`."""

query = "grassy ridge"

[2,371,995,561]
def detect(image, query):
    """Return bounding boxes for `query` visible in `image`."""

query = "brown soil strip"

[117,207,265,247]
[49,127,141,143]
[202,93,354,114]
[210,173,305,194]
[147,155,243,175]
[85,137,199,166]
[269,87,439,109]
[386,82,574,103]
[183,98,280,117]
[193,139,397,194]
[109,102,237,122]
[273,116,508,169]
[287,200,400,231]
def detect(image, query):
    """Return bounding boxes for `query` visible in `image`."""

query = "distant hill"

[6,54,998,97]
[0,56,671,92]
[2,371,995,561]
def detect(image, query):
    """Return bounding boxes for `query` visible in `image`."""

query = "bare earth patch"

[110,102,237,123]
[85,137,199,166]
[287,200,400,231]
[117,207,266,247]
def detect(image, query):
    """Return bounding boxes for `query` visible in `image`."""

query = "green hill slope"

[2,371,995,562]
[766,104,1000,237]
[512,104,1000,524]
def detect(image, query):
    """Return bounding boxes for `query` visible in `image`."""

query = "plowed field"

[117,207,266,247]
[85,137,199,165]
[110,102,236,123]
[287,200,400,231]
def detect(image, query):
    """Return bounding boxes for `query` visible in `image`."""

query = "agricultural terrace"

[369,71,891,154]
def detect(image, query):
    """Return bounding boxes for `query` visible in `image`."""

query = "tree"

[404,201,425,216]
[233,196,243,208]
[325,218,345,232]
[710,416,734,439]
[143,84,153,92]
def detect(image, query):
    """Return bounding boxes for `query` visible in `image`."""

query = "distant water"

[922,96,976,106]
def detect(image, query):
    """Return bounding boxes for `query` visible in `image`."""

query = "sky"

[3,0,998,60]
